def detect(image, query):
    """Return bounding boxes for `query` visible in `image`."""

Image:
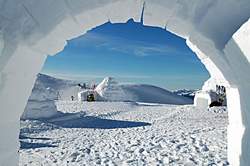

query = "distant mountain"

[172,89,198,99]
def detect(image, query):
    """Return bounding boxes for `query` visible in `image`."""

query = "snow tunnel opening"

[18,19,231,165]
[0,1,247,165]
[22,18,212,117]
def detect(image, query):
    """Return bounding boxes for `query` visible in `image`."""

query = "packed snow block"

[0,45,47,120]
[0,1,27,41]
[233,18,250,63]
[143,0,250,45]
[67,0,113,33]
[224,20,250,87]
[226,87,245,166]
[108,0,144,23]
[0,121,20,166]
[0,32,4,56]
[21,100,60,120]
[63,0,116,16]
[143,0,195,37]
[195,78,228,108]
[194,0,250,50]
[188,35,236,86]
[21,1,68,32]
[194,92,210,109]
[27,0,124,56]
[78,90,102,102]
[0,45,46,166]
[28,73,83,101]
[186,39,228,83]
[21,73,82,119]
[223,20,250,166]
[21,0,74,55]
[28,87,58,102]
[194,90,219,109]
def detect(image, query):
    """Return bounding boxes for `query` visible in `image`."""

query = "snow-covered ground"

[19,101,228,166]
[22,74,193,120]
[20,74,227,165]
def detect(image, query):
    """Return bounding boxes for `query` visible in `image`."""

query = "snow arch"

[0,0,250,165]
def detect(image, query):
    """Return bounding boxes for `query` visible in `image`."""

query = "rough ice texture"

[0,0,249,165]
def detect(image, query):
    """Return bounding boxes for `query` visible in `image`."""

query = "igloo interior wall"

[0,0,249,165]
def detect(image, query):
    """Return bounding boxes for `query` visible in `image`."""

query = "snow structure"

[95,77,129,101]
[0,0,249,165]
[194,77,226,109]
[120,83,193,104]
[93,77,192,104]
[21,74,79,120]
[78,89,102,101]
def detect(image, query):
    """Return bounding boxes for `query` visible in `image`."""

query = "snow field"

[20,102,228,166]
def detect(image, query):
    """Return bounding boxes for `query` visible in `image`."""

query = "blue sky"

[42,19,209,90]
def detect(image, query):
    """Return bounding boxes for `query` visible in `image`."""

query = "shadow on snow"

[20,141,57,149]
[45,113,151,129]
[19,135,57,149]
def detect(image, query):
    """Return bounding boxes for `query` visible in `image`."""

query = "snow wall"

[0,0,249,165]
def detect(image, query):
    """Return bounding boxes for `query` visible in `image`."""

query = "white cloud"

[70,32,191,57]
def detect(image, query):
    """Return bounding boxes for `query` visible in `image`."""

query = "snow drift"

[96,77,193,104]
[31,73,79,101]
[120,84,193,104]
[22,75,192,120]
[21,74,79,120]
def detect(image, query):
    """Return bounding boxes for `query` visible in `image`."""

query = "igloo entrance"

[21,19,211,119]
[0,1,249,165]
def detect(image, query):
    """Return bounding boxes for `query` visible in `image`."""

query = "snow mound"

[22,74,80,120]
[32,74,79,101]
[21,100,60,120]
[96,77,193,105]
[95,77,133,101]
[120,84,193,105]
